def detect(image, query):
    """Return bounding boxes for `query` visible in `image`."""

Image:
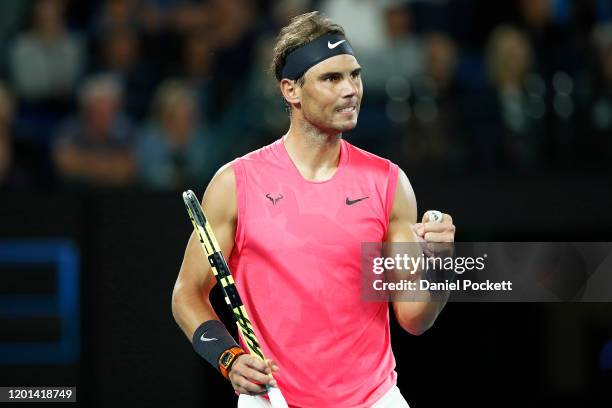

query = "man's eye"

[326,76,339,82]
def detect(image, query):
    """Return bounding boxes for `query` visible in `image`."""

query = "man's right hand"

[229,355,280,396]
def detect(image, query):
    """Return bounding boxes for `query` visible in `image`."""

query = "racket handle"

[267,386,289,408]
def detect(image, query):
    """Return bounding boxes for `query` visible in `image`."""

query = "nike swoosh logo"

[328,40,346,49]
[346,196,369,205]
[200,335,218,342]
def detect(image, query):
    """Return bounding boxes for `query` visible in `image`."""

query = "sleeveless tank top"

[229,137,399,407]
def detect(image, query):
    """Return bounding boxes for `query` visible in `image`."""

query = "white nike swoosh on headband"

[327,40,346,49]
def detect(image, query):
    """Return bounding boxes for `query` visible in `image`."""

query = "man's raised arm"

[385,168,455,335]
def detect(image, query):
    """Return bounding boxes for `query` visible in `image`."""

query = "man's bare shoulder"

[210,161,236,189]
[390,167,417,224]
[202,161,238,221]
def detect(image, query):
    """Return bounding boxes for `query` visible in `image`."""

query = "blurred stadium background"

[0,0,611,407]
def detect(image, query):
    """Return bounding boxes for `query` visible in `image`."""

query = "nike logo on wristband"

[200,335,218,342]
[328,40,346,49]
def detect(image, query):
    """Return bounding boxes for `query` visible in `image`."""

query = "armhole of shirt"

[231,159,247,253]
[383,162,400,237]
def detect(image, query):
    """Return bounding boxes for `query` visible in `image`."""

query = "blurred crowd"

[1,0,612,192]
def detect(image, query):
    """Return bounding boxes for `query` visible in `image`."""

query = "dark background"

[1,179,611,407]
[1,0,612,407]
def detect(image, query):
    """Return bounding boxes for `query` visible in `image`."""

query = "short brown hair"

[271,11,345,85]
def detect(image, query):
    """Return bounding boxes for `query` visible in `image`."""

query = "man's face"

[83,94,120,138]
[298,54,362,133]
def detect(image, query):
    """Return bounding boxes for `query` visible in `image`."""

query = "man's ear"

[280,79,300,106]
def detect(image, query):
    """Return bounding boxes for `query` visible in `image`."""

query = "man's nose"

[340,77,358,98]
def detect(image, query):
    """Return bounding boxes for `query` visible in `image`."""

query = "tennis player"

[172,11,456,408]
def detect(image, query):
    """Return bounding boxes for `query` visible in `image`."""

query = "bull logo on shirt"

[266,193,284,205]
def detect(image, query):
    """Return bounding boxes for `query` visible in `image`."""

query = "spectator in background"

[95,0,208,83]
[95,27,158,120]
[480,25,546,171]
[205,0,258,121]
[91,0,140,35]
[8,0,84,103]
[0,83,28,190]
[182,30,215,121]
[365,3,423,94]
[425,33,459,93]
[53,74,135,188]
[140,0,213,35]
[399,32,466,175]
[517,0,579,164]
[517,0,578,76]
[220,35,288,153]
[135,79,219,191]
[210,0,256,48]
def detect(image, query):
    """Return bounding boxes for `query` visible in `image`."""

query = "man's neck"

[283,116,342,182]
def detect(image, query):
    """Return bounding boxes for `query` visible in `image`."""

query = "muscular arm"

[172,162,238,339]
[386,168,447,336]
[172,163,279,395]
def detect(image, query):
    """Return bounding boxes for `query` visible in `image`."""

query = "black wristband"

[192,320,239,372]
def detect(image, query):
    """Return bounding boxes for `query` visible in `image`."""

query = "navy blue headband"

[281,33,355,80]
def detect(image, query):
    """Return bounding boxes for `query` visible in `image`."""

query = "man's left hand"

[412,211,455,243]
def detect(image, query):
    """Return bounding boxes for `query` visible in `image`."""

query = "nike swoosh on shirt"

[200,335,218,342]
[346,196,369,205]
[328,40,346,49]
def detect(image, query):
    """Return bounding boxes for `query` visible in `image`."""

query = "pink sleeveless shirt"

[229,137,399,408]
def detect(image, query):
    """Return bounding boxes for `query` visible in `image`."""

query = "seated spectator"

[205,0,258,120]
[399,32,466,175]
[140,0,212,35]
[91,0,141,36]
[516,0,578,77]
[0,82,28,191]
[481,24,547,171]
[135,79,220,191]
[359,3,424,95]
[182,30,215,121]
[52,74,135,188]
[219,35,288,153]
[94,27,158,120]
[8,0,84,103]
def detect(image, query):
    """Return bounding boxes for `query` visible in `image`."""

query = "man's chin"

[335,119,358,132]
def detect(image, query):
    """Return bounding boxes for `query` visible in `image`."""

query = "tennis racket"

[182,190,288,408]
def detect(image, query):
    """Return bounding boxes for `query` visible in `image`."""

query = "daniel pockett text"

[371,252,512,292]
[359,242,523,302]
[361,242,612,302]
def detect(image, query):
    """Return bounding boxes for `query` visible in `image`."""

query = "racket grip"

[267,386,289,408]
